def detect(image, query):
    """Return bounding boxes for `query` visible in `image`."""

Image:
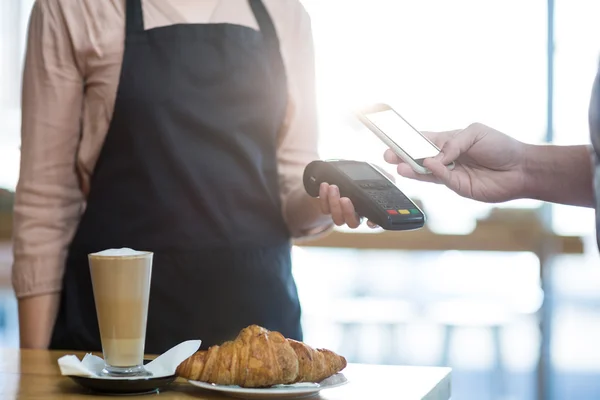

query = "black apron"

[49,0,302,354]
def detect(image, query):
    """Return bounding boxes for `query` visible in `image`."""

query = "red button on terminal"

[387,210,398,215]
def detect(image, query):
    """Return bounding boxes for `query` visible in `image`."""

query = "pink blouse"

[13,0,330,299]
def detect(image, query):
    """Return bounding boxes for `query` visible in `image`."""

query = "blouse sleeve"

[274,2,333,238]
[12,0,85,298]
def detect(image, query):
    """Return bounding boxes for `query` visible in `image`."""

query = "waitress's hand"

[318,183,377,228]
[318,165,394,229]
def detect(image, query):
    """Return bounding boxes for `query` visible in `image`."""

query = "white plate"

[188,373,348,399]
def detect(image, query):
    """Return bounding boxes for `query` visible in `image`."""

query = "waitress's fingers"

[327,185,345,226]
[340,198,361,228]
[367,220,379,229]
[319,182,331,214]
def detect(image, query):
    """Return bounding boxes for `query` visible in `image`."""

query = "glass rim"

[88,251,153,260]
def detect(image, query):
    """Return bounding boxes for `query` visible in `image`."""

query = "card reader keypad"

[359,182,420,216]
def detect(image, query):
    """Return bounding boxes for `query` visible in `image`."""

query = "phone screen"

[364,110,439,160]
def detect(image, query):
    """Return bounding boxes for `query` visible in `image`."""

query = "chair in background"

[421,250,543,399]
[295,207,583,400]
[294,246,421,365]
[324,295,415,365]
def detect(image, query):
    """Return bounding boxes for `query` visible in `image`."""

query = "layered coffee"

[89,248,152,372]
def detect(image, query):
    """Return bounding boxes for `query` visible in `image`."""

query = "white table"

[7,348,452,399]
[320,363,451,400]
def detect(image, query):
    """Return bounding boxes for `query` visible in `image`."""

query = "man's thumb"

[423,158,451,184]
[436,128,477,164]
[438,140,462,164]
[433,150,448,164]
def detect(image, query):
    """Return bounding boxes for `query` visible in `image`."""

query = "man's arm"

[387,123,596,209]
[523,144,595,208]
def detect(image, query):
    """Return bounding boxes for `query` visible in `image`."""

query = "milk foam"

[91,248,149,257]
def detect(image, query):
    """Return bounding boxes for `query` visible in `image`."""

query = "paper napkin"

[57,340,201,379]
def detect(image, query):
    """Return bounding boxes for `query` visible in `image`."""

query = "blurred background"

[1,1,599,399]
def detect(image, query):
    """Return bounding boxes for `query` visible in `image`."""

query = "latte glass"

[88,248,153,377]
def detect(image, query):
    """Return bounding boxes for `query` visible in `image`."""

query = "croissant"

[176,325,347,388]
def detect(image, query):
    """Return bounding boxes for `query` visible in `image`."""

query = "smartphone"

[354,103,455,174]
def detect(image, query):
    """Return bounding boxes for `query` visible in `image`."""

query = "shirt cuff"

[292,222,335,243]
[12,253,65,299]
[281,183,334,240]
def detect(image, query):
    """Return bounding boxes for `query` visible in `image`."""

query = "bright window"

[0,0,34,191]
[302,0,547,234]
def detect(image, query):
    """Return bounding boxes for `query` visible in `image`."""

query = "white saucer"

[188,373,348,399]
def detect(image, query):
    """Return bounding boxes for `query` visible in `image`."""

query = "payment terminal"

[303,160,425,231]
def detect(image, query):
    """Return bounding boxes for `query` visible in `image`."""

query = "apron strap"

[126,0,145,35]
[126,0,280,46]
[248,0,281,53]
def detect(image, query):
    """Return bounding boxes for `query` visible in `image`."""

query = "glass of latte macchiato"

[88,248,153,377]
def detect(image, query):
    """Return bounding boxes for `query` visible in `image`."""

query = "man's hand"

[384,123,528,203]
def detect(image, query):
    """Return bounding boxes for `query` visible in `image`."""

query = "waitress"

[13,0,360,353]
